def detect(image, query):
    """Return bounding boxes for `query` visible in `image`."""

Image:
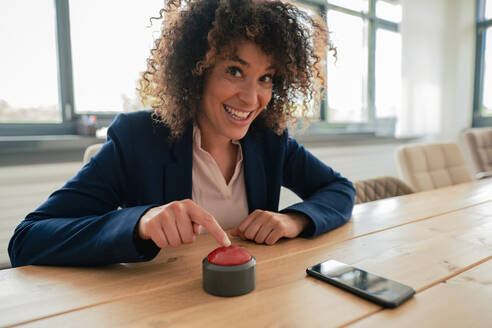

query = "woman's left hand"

[230,210,309,245]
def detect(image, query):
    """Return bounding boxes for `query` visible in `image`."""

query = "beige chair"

[82,143,104,165]
[395,142,473,192]
[354,176,414,204]
[462,127,492,179]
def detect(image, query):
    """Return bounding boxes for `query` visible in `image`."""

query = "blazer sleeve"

[8,115,160,267]
[281,135,355,237]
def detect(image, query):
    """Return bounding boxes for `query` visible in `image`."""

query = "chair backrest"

[0,262,11,270]
[82,143,104,165]
[395,142,473,192]
[354,176,413,204]
[463,128,492,174]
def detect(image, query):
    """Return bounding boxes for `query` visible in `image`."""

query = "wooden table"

[1,180,491,327]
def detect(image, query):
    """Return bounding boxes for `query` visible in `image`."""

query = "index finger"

[184,200,231,247]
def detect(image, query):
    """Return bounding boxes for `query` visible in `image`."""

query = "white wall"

[399,0,475,141]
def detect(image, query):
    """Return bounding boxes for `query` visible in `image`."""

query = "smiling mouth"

[223,105,253,121]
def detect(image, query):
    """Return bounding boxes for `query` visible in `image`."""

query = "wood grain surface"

[1,180,491,327]
[349,259,492,328]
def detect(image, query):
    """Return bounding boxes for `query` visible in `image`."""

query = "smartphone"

[306,260,415,308]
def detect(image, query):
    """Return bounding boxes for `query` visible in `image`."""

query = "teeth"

[224,105,250,120]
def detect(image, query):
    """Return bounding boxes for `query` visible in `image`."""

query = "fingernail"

[223,236,231,247]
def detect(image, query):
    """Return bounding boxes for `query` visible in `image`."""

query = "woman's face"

[198,41,274,145]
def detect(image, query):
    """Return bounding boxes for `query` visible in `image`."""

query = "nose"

[238,79,258,107]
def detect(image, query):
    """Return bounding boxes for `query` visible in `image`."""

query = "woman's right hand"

[136,199,231,249]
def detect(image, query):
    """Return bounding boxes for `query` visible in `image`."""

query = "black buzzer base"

[202,256,256,297]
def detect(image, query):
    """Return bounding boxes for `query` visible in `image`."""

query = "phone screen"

[306,260,415,308]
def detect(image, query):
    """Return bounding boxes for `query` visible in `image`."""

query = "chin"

[226,127,250,141]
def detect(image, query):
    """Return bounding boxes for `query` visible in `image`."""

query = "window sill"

[0,135,105,153]
[0,135,105,166]
[0,132,417,166]
[295,132,416,147]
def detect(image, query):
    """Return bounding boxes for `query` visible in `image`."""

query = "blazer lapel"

[163,126,193,204]
[241,133,268,213]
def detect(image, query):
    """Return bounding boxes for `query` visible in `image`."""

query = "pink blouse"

[191,126,249,231]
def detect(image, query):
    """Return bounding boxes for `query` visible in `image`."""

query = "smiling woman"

[199,42,274,147]
[139,0,335,140]
[8,0,355,268]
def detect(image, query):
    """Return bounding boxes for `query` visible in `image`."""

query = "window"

[0,2,60,123]
[325,0,401,131]
[1,0,402,136]
[482,30,492,116]
[291,1,324,120]
[0,0,163,136]
[326,11,367,123]
[375,28,401,118]
[329,0,368,13]
[69,0,162,114]
[487,0,492,19]
[473,0,492,126]
[376,0,401,23]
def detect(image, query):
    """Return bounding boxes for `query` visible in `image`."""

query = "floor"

[0,141,405,268]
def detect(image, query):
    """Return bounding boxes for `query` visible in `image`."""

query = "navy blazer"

[8,111,355,267]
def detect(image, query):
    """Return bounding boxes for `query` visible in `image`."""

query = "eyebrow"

[230,55,275,71]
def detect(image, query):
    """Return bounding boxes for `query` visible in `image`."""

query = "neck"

[199,130,232,155]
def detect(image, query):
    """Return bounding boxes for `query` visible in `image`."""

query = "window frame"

[473,0,492,127]
[323,0,399,128]
[0,0,118,137]
[1,0,402,136]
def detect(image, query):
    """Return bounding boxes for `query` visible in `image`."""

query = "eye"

[260,74,273,84]
[226,66,242,78]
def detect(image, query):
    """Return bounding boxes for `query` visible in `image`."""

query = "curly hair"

[139,0,334,140]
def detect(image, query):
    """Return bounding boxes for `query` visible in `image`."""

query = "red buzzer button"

[207,245,251,266]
